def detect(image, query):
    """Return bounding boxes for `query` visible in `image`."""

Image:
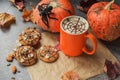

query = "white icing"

[28,54,34,58]
[13,48,17,51]
[40,47,44,50]
[20,58,24,62]
[16,42,22,47]
[45,54,50,59]
[34,35,38,38]
[23,47,28,52]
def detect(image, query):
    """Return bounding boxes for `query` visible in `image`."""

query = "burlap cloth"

[27,32,118,80]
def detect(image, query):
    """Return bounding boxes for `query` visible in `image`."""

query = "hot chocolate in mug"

[60,16,97,56]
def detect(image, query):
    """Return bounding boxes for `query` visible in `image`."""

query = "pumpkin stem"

[104,0,115,10]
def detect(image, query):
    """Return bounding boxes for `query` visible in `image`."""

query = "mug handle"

[82,33,97,55]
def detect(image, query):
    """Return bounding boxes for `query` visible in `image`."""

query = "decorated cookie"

[37,45,59,63]
[15,46,37,66]
[61,71,80,80]
[17,27,41,47]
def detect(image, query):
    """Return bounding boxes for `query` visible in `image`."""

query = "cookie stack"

[11,27,59,66]
[14,27,41,66]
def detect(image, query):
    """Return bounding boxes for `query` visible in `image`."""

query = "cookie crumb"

[17,71,21,73]
[11,77,15,80]
[7,63,11,66]
[11,66,17,74]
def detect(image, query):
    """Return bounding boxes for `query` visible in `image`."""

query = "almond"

[6,56,13,62]
[6,52,15,62]
[11,66,17,74]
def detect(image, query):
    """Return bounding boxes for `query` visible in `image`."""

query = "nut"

[11,66,17,74]
[6,52,15,62]
[9,52,15,58]
[6,56,13,62]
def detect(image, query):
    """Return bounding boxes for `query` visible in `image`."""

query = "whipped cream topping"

[61,16,89,35]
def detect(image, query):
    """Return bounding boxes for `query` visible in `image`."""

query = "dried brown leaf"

[0,13,15,27]
[77,0,98,13]
[114,62,120,75]
[61,71,80,80]
[104,59,120,80]
[22,8,35,23]
[9,0,25,11]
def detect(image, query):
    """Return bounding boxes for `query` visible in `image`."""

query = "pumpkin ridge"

[106,12,112,40]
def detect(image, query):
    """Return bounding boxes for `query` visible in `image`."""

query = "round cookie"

[15,46,37,66]
[37,45,59,63]
[17,27,41,46]
[61,71,80,80]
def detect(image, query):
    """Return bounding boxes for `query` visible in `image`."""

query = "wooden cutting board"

[27,32,118,80]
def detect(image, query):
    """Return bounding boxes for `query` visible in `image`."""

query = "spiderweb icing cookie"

[15,46,37,66]
[17,27,41,46]
[37,45,59,63]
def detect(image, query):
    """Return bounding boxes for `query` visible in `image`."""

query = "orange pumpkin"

[33,0,75,32]
[87,0,120,41]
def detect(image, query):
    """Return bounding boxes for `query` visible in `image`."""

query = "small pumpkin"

[87,0,120,41]
[33,0,75,32]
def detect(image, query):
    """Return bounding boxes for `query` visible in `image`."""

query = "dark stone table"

[0,0,120,80]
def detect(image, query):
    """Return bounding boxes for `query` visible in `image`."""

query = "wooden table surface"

[0,0,120,80]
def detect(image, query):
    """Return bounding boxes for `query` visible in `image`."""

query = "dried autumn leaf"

[104,59,120,80]
[9,0,25,11]
[77,0,98,13]
[0,13,15,27]
[114,62,120,75]
[61,71,80,80]
[22,8,35,23]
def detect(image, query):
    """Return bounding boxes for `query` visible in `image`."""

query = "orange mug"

[60,16,97,56]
